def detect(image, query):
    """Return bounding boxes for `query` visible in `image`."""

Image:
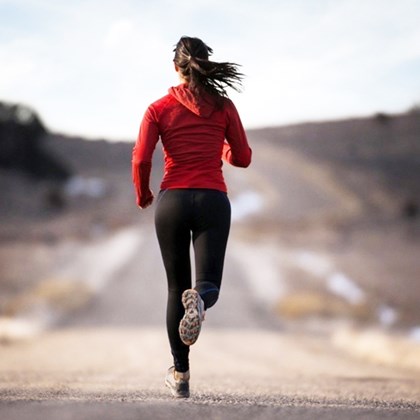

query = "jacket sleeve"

[132,105,159,207]
[222,100,252,167]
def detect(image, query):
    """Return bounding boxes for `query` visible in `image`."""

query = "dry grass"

[332,327,420,371]
[4,277,92,318]
[276,291,372,321]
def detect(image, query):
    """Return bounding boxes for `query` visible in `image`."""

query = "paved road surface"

[0,224,419,419]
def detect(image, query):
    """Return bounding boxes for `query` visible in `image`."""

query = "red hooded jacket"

[132,84,252,208]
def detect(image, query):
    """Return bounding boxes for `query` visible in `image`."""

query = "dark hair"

[173,36,243,99]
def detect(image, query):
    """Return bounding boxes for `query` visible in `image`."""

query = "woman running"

[132,36,252,398]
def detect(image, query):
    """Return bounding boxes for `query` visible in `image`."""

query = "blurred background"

[0,0,420,369]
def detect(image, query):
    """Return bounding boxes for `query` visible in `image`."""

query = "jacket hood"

[168,84,216,118]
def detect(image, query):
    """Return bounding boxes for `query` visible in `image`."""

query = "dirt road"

[0,224,419,419]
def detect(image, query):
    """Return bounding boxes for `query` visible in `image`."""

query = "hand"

[138,190,154,209]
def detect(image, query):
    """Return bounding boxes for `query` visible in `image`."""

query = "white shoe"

[165,366,190,398]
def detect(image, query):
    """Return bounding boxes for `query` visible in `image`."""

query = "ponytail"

[173,36,243,99]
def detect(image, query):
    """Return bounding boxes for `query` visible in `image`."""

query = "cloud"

[103,19,136,49]
[1,0,419,138]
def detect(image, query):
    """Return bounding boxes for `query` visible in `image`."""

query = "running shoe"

[165,366,190,398]
[179,289,205,346]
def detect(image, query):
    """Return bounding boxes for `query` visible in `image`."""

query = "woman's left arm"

[222,100,252,168]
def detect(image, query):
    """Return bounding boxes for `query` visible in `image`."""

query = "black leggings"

[154,188,231,372]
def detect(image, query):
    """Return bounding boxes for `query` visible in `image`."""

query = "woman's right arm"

[132,106,160,208]
[223,100,252,168]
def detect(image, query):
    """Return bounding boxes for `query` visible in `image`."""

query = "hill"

[0,110,419,331]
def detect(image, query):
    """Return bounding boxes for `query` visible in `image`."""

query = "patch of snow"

[327,272,365,305]
[230,191,264,222]
[409,326,420,342]
[290,250,368,307]
[293,250,333,277]
[65,176,107,198]
[0,317,42,343]
[377,304,399,327]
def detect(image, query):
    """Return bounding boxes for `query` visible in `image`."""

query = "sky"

[1,0,419,140]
